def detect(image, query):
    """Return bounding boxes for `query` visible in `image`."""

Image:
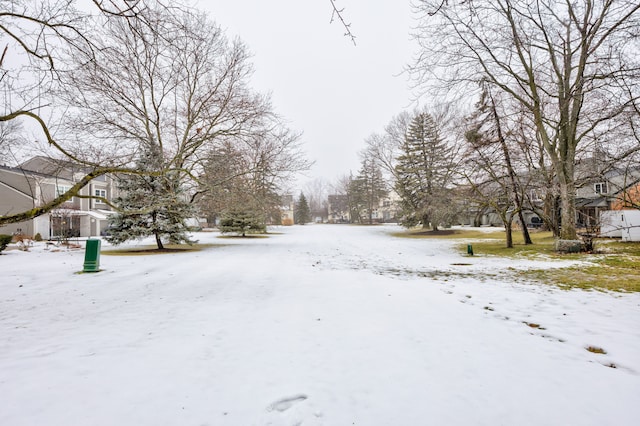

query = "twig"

[329,0,356,46]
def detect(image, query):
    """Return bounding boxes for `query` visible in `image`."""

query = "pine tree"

[395,112,457,230]
[218,210,266,236]
[294,192,311,224]
[106,148,196,249]
[352,156,387,224]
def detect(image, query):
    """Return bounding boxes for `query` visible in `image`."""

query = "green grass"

[101,243,225,256]
[393,227,640,292]
[390,228,506,240]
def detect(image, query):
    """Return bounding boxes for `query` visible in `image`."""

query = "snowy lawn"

[1,224,639,425]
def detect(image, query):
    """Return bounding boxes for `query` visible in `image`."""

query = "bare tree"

[463,90,539,246]
[0,0,159,225]
[303,178,330,222]
[196,120,311,225]
[61,3,268,177]
[412,0,640,240]
[465,87,533,245]
[364,111,411,182]
[0,120,25,164]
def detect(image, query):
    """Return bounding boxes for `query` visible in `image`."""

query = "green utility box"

[83,239,101,272]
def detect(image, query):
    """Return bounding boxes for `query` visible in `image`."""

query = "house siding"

[1,160,117,238]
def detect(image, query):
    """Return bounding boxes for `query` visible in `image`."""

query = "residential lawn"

[393,227,640,292]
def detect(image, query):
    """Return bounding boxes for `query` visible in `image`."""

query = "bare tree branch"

[329,0,356,46]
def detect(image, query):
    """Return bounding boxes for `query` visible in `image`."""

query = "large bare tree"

[0,0,153,225]
[411,0,640,239]
[61,2,268,178]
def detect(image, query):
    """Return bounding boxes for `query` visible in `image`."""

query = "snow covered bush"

[219,210,266,237]
[0,235,12,253]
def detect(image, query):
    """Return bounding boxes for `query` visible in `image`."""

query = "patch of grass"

[102,243,224,256]
[395,228,640,292]
[520,264,640,292]
[586,346,607,355]
[455,233,640,292]
[391,228,507,240]
[456,231,558,256]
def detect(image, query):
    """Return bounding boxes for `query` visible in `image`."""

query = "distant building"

[280,194,295,225]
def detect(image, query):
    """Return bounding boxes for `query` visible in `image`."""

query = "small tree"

[295,193,312,224]
[464,88,533,246]
[105,150,196,250]
[219,210,266,237]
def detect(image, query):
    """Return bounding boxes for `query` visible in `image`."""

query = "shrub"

[33,233,43,241]
[0,234,12,253]
[219,210,266,237]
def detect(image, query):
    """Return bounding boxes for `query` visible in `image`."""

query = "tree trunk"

[421,213,430,229]
[558,178,577,240]
[155,232,164,250]
[505,219,513,248]
[490,94,532,246]
[518,209,532,244]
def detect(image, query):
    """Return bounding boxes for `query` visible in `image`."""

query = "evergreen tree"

[106,148,196,249]
[352,156,387,224]
[218,210,266,236]
[395,112,457,230]
[294,192,312,224]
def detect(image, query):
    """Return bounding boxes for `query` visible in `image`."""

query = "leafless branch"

[329,0,356,46]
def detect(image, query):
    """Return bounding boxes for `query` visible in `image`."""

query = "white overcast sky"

[197,0,417,185]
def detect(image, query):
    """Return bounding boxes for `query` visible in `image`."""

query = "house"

[575,166,640,229]
[0,157,118,238]
[280,194,295,225]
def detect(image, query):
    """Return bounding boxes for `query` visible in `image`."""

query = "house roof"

[576,197,609,208]
[0,163,60,179]
[19,156,91,180]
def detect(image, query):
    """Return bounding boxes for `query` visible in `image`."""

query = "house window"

[94,188,107,203]
[594,182,608,194]
[56,185,72,197]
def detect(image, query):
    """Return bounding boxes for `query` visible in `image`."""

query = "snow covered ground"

[1,224,639,426]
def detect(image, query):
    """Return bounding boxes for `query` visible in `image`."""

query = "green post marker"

[83,239,101,272]
[467,244,474,256]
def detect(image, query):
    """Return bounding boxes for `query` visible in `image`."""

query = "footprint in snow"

[262,394,324,425]
[267,394,308,412]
